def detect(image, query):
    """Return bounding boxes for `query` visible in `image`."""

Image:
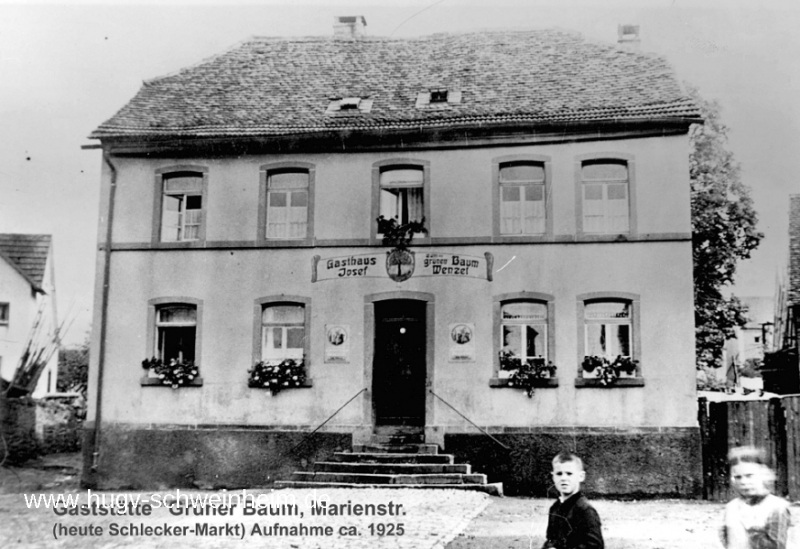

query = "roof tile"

[0,234,51,290]
[91,30,700,140]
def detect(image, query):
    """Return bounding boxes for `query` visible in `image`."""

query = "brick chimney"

[788,195,800,305]
[617,24,640,49]
[334,16,366,40]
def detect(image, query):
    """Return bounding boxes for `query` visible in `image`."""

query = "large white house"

[84,20,701,495]
[0,234,59,397]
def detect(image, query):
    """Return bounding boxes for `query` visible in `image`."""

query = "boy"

[542,452,604,549]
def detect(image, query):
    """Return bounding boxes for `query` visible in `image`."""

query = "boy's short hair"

[728,446,768,467]
[552,451,584,470]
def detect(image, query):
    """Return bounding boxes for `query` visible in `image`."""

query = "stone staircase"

[275,427,502,496]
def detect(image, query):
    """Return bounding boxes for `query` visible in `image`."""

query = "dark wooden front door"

[373,300,426,426]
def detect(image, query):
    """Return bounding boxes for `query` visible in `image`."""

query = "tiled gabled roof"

[0,234,51,292]
[90,29,700,140]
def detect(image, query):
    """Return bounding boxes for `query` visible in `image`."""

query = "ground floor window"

[577,293,642,383]
[501,301,548,361]
[261,303,305,363]
[155,304,196,363]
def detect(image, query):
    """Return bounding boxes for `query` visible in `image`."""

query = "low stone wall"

[81,424,352,490]
[35,397,84,454]
[444,427,702,498]
[0,395,38,464]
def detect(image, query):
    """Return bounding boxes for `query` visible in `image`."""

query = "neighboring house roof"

[90,29,700,140]
[788,195,800,306]
[740,296,774,328]
[0,234,51,293]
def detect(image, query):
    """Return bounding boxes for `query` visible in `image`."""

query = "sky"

[0,0,798,345]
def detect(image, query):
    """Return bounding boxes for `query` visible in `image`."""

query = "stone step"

[353,443,439,454]
[333,452,454,464]
[371,434,425,444]
[373,425,424,436]
[292,472,488,485]
[274,480,504,497]
[315,461,470,475]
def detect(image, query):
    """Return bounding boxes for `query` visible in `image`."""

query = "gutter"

[91,152,117,471]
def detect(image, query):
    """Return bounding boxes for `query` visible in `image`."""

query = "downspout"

[91,151,117,471]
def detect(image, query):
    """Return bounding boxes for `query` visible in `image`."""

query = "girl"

[721,446,791,549]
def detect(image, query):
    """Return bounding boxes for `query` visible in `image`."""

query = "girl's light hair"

[728,446,776,490]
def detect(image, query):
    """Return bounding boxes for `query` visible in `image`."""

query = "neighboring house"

[767,195,800,393]
[0,234,59,397]
[725,296,773,367]
[84,20,701,495]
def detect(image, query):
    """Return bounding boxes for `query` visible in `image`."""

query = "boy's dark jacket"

[542,492,604,549]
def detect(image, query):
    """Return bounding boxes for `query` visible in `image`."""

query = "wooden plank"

[707,401,730,501]
[769,397,788,497]
[785,396,800,500]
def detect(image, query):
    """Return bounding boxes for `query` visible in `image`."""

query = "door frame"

[364,291,435,430]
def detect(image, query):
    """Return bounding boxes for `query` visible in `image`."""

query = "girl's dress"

[721,494,791,549]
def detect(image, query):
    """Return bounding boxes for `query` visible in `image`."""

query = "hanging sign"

[312,251,493,282]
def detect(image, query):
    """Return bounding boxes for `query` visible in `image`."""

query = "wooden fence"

[699,395,800,501]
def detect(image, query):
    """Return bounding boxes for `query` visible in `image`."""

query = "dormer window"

[326,97,373,115]
[430,88,448,103]
[415,89,461,108]
[340,97,361,110]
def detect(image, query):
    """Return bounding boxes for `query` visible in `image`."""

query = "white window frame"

[260,304,306,363]
[583,301,632,360]
[154,304,198,364]
[499,162,547,235]
[500,301,549,362]
[575,154,637,238]
[265,170,310,240]
[379,167,425,226]
[153,166,208,245]
[575,292,642,382]
[371,159,431,244]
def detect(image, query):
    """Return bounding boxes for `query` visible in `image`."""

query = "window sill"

[259,238,315,248]
[141,376,204,387]
[248,379,314,390]
[575,233,635,243]
[575,378,645,388]
[489,377,558,388]
[151,240,206,249]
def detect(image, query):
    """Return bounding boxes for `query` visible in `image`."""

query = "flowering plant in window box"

[141,357,199,389]
[499,350,556,397]
[376,215,427,250]
[248,359,306,395]
[508,359,557,398]
[581,355,639,386]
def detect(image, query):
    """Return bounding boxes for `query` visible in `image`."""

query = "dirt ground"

[2,453,799,549]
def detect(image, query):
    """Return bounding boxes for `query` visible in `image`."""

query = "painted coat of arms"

[386,249,415,282]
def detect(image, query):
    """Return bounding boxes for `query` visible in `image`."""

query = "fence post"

[769,397,789,497]
[698,397,710,500]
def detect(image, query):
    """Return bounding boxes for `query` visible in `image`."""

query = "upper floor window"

[0,302,8,326]
[266,170,309,239]
[499,162,546,235]
[161,172,203,242]
[380,167,424,226]
[261,304,305,362]
[258,163,315,242]
[581,160,630,234]
[154,167,207,244]
[501,301,548,361]
[371,160,430,243]
[155,304,196,363]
